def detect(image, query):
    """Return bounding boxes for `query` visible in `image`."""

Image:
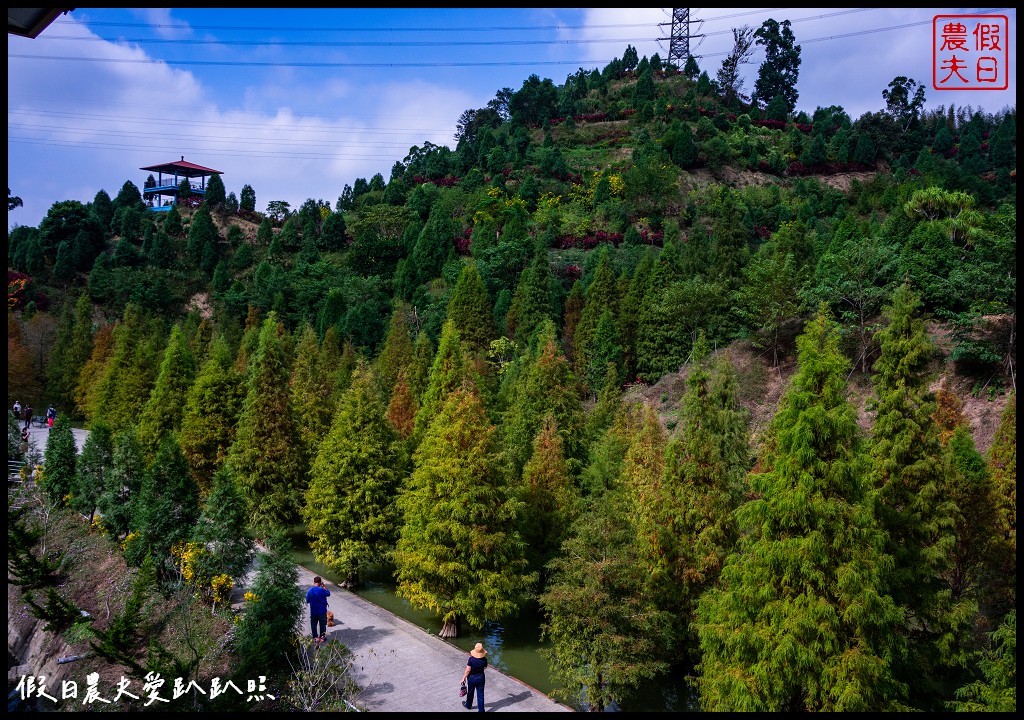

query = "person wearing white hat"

[460,642,488,711]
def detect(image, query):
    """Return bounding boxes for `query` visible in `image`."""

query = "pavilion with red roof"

[140,156,223,212]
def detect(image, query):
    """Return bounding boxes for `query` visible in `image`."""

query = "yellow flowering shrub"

[211,574,234,605]
[121,531,139,552]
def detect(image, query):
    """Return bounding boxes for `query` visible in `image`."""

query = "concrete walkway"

[290,564,572,712]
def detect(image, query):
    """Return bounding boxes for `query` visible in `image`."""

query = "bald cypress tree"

[541,403,674,711]
[506,246,552,346]
[74,420,113,524]
[137,324,196,460]
[502,320,586,479]
[374,302,415,400]
[412,319,470,445]
[290,323,334,462]
[304,363,403,587]
[96,427,145,542]
[446,261,498,357]
[634,333,747,665]
[228,313,306,533]
[519,413,577,587]
[178,335,245,496]
[868,284,960,710]
[573,248,620,383]
[41,413,77,506]
[695,307,906,711]
[128,434,200,573]
[89,304,162,433]
[395,387,535,638]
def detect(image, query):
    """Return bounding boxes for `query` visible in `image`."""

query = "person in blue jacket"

[305,575,330,642]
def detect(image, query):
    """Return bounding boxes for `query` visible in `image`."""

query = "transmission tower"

[658,8,704,68]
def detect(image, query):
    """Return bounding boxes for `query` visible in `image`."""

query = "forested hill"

[7,41,1016,713]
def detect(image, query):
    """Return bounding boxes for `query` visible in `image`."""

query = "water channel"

[288,525,693,712]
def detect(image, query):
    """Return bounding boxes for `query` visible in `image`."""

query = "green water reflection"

[288,525,692,712]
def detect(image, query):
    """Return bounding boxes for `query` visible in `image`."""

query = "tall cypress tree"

[96,427,145,541]
[290,323,334,462]
[46,292,94,415]
[374,302,415,400]
[540,404,674,711]
[446,261,498,356]
[869,283,959,710]
[573,248,620,382]
[228,313,307,533]
[137,324,196,459]
[502,321,586,479]
[695,307,905,711]
[89,304,162,433]
[41,413,78,506]
[191,466,255,581]
[178,335,245,496]
[128,434,200,573]
[506,247,552,346]
[74,420,113,524]
[75,323,113,421]
[305,363,403,587]
[635,334,747,664]
[519,413,576,587]
[395,387,534,638]
[411,319,470,444]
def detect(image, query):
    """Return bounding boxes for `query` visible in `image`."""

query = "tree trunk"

[438,616,460,638]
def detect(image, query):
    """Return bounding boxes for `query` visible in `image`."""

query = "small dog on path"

[326,610,336,627]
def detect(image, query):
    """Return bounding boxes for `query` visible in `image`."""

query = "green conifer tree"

[374,302,416,400]
[74,420,113,524]
[541,407,673,711]
[519,413,577,587]
[694,307,905,711]
[41,413,78,506]
[573,248,619,382]
[89,304,163,433]
[137,324,196,459]
[395,387,535,638]
[636,334,748,664]
[585,309,623,395]
[228,313,307,533]
[192,466,256,580]
[178,335,245,496]
[408,331,435,401]
[233,528,301,679]
[128,434,200,573]
[446,261,498,357]
[506,247,552,346]
[96,428,145,541]
[290,323,334,462]
[869,283,960,709]
[502,321,586,479]
[305,363,403,587]
[411,319,470,444]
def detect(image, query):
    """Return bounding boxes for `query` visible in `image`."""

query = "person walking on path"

[46,404,57,429]
[461,642,488,712]
[13,400,21,419]
[23,404,33,430]
[305,575,330,643]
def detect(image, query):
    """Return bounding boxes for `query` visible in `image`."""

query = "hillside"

[7,45,1016,713]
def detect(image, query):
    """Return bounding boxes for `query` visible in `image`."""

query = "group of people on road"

[10,400,57,430]
[303,576,489,712]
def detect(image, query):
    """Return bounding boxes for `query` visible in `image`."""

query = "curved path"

[292,565,572,713]
[24,424,571,712]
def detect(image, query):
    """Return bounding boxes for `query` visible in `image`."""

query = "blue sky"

[8,7,1016,230]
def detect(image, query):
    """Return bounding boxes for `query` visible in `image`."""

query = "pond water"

[287,525,693,712]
